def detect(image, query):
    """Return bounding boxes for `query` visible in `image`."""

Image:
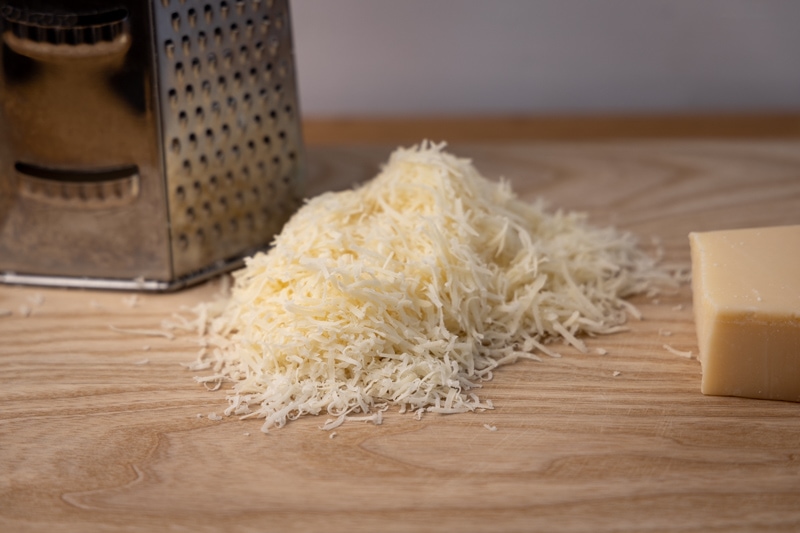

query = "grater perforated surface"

[153,0,303,279]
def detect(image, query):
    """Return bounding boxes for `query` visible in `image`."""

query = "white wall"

[290,0,800,117]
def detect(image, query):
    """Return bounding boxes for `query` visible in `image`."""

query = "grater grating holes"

[159,0,302,275]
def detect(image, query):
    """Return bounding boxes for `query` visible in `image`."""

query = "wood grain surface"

[2,139,800,532]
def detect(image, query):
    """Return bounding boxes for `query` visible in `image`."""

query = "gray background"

[290,0,800,117]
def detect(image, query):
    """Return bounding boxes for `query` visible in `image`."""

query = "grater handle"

[1,6,131,61]
[3,30,130,62]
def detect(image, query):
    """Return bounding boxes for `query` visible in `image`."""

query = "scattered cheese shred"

[186,142,673,432]
[109,325,175,340]
[663,344,693,359]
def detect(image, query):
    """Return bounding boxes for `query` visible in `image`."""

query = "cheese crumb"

[483,424,498,432]
[187,142,673,431]
[122,295,140,308]
[612,370,622,377]
[208,413,223,421]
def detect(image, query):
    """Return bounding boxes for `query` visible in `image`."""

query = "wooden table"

[3,118,800,532]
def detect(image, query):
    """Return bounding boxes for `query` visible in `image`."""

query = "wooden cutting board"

[2,140,800,532]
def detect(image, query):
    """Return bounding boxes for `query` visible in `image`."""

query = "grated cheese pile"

[182,142,671,432]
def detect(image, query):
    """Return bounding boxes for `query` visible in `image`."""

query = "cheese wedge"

[690,225,800,401]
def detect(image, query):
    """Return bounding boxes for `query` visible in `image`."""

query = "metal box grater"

[0,0,304,290]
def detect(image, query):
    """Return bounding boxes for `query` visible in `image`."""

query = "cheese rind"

[690,225,800,402]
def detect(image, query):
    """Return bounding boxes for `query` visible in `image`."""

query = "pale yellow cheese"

[690,225,800,401]
[176,142,675,431]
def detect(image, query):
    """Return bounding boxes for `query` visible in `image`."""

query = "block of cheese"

[690,225,800,402]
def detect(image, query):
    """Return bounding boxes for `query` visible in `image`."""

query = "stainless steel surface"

[0,253,241,290]
[0,0,303,290]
